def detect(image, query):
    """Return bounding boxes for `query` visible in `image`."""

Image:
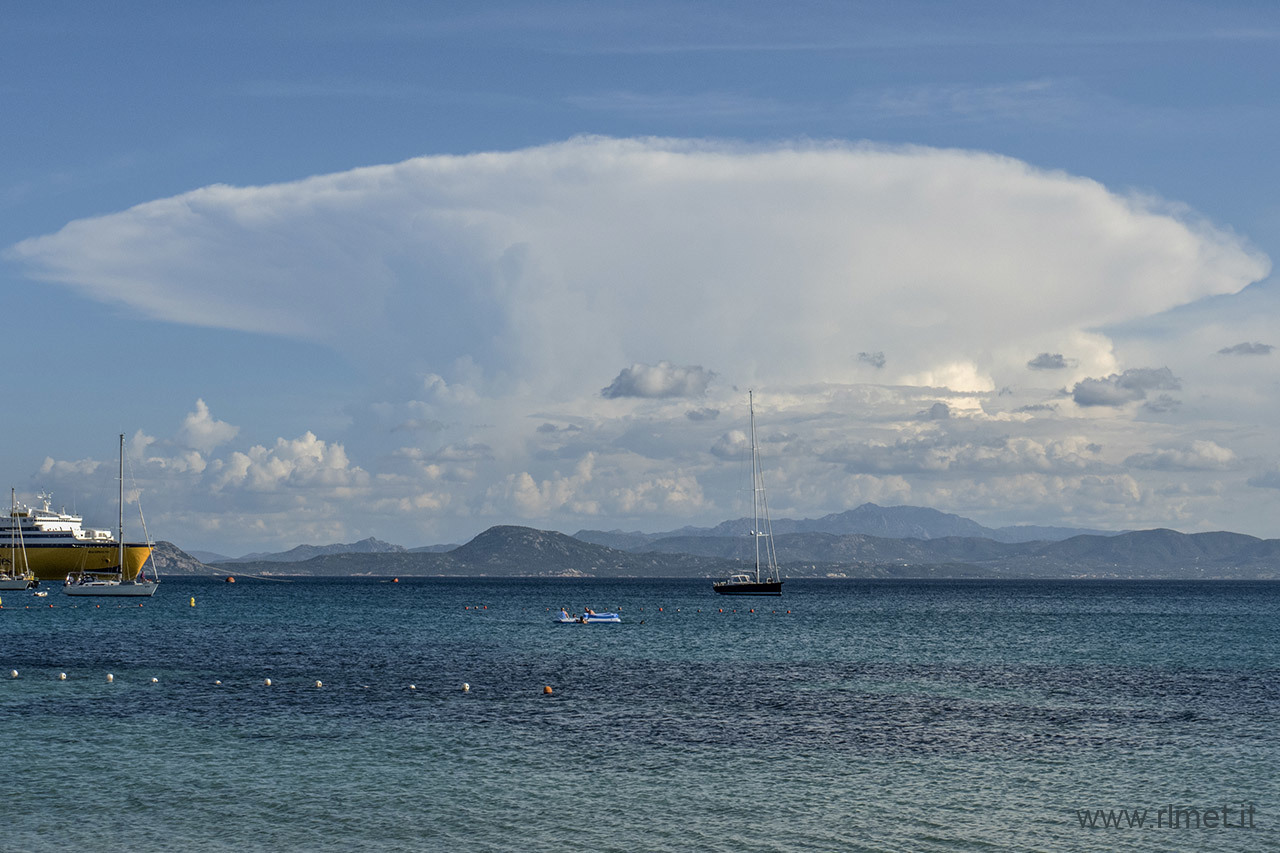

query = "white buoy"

[408,684,416,690]
[151,677,159,683]
[59,672,67,681]
[462,682,470,693]
[9,669,17,679]
[314,680,323,688]
[264,678,272,686]
[106,673,114,683]
[214,680,222,686]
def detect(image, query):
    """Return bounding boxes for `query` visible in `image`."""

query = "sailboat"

[0,489,37,590]
[713,392,783,596]
[63,435,159,597]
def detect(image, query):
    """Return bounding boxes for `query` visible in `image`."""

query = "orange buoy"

[225,576,236,583]
[543,685,553,695]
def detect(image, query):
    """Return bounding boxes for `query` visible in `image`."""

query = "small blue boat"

[554,609,621,624]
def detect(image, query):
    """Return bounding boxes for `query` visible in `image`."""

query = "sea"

[1,576,1276,852]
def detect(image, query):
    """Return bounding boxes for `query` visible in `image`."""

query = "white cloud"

[1125,440,1237,471]
[820,433,1105,476]
[213,431,369,493]
[38,456,101,478]
[178,399,239,453]
[489,454,599,518]
[8,137,1267,398]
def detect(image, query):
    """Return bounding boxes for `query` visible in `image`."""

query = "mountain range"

[574,503,1117,548]
[145,502,1280,580]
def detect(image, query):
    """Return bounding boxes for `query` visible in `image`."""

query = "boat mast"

[118,433,124,577]
[750,391,761,584]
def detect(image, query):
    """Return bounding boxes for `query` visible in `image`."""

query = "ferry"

[2,493,152,583]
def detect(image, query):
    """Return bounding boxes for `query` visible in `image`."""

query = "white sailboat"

[0,488,37,590]
[64,435,159,597]
[713,391,783,596]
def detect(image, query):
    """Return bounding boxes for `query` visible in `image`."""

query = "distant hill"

[1010,529,1280,577]
[174,503,1276,580]
[575,503,1117,549]
[203,523,1280,580]
[222,537,407,563]
[214,526,730,578]
[148,541,222,576]
[186,549,232,563]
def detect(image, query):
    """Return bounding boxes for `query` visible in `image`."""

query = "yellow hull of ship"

[5,544,154,582]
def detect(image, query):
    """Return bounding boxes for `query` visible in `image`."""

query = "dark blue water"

[1,578,1276,851]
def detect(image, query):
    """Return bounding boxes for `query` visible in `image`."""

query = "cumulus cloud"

[601,361,715,399]
[8,137,1267,398]
[213,432,369,492]
[1218,341,1273,356]
[821,434,1105,476]
[39,456,101,478]
[1071,367,1181,407]
[1125,440,1237,471]
[178,399,239,453]
[489,454,598,517]
[858,351,886,369]
[711,429,750,460]
[1026,352,1073,370]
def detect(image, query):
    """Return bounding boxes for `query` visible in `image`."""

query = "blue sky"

[4,2,1279,553]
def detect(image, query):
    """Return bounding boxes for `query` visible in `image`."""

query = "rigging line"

[124,438,158,578]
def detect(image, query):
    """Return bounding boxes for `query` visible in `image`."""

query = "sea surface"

[1,577,1277,852]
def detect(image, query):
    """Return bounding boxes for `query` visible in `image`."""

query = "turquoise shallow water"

[1,577,1277,851]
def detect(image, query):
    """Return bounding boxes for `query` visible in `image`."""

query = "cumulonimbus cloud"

[7,137,1269,398]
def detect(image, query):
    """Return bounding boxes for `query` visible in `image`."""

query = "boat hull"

[7,543,153,583]
[0,577,37,590]
[713,581,783,596]
[63,579,158,597]
[554,613,622,623]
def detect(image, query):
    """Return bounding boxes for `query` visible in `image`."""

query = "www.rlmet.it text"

[1076,803,1256,830]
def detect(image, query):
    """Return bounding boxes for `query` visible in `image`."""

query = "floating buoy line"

[4,600,796,615]
[1,669,558,695]
[3,601,794,695]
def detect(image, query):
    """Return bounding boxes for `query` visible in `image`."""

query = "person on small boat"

[560,608,570,621]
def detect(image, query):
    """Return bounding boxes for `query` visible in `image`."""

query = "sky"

[3,1,1280,554]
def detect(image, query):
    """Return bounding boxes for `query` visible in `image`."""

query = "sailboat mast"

[118,433,124,576]
[750,391,762,584]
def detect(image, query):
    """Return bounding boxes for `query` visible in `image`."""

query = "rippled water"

[1,578,1276,851]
